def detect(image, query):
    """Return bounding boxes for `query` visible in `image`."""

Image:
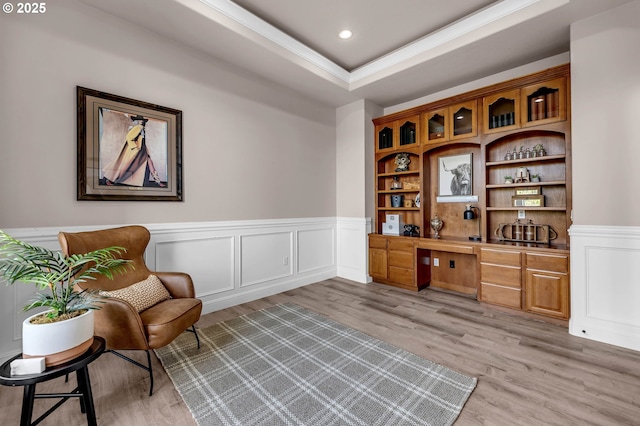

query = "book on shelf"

[546,90,559,118]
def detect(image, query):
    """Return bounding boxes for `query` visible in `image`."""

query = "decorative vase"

[430,215,443,239]
[22,310,94,367]
[391,194,404,208]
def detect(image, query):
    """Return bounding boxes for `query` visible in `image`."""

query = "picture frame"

[437,153,478,203]
[77,87,183,201]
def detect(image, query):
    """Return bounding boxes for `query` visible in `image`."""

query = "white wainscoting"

[337,217,372,283]
[569,225,640,352]
[0,217,371,362]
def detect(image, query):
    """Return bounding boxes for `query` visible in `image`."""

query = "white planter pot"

[22,310,94,367]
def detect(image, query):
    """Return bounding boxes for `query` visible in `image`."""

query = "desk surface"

[0,336,105,386]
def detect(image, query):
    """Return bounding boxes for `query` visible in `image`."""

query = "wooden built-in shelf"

[377,207,421,212]
[377,171,420,177]
[378,189,421,194]
[486,181,565,189]
[370,64,572,321]
[485,154,565,167]
[486,206,566,211]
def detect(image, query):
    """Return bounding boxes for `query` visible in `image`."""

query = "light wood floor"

[2,278,640,425]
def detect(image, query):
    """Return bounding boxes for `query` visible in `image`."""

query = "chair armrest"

[155,272,196,299]
[94,298,149,350]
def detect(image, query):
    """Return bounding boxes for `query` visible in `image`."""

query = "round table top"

[0,336,105,386]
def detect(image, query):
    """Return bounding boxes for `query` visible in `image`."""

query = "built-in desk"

[369,234,570,320]
[415,238,479,296]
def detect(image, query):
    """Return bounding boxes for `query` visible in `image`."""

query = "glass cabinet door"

[484,90,520,134]
[449,100,477,140]
[376,124,394,152]
[521,77,566,127]
[398,116,419,147]
[424,108,449,143]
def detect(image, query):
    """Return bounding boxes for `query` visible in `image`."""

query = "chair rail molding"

[0,216,371,362]
[569,224,640,352]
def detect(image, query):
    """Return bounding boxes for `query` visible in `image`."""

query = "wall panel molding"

[569,225,640,351]
[0,217,371,362]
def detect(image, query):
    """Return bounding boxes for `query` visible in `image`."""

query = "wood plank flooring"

[2,278,640,425]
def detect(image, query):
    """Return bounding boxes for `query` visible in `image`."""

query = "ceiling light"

[338,30,352,40]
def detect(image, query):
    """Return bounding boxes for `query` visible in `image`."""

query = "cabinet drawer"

[389,250,413,268]
[369,235,387,249]
[480,248,521,267]
[526,252,568,273]
[480,283,521,309]
[480,263,521,288]
[389,267,413,286]
[388,238,414,252]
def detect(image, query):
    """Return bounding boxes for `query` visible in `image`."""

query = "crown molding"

[199,0,569,90]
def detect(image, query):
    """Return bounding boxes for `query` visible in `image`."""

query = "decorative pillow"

[100,274,171,312]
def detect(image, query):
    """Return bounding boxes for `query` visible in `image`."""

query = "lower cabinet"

[368,235,418,291]
[368,235,388,282]
[479,248,522,309]
[369,234,570,320]
[525,252,570,319]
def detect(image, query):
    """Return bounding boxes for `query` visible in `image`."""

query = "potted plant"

[504,175,513,184]
[533,143,545,157]
[531,173,541,183]
[0,230,132,366]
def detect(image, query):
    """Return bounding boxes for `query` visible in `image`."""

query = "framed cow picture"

[437,153,478,203]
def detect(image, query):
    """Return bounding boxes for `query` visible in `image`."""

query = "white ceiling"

[79,0,630,108]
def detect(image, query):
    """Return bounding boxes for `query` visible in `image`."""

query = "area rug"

[155,303,477,426]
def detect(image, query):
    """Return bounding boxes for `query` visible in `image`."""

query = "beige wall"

[335,100,382,218]
[570,0,640,226]
[0,0,336,229]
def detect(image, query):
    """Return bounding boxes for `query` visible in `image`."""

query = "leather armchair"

[58,225,202,396]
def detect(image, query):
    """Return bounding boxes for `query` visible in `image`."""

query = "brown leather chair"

[58,225,202,396]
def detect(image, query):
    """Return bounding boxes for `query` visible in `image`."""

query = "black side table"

[0,336,105,426]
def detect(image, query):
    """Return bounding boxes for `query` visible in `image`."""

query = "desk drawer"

[369,235,387,249]
[526,252,568,273]
[388,239,414,252]
[480,248,521,267]
[389,267,413,286]
[480,283,521,309]
[389,250,413,268]
[480,263,521,288]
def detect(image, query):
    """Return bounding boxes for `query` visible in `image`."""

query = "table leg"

[20,384,36,426]
[76,366,97,426]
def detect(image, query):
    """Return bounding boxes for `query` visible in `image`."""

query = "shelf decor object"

[494,220,558,244]
[430,216,443,239]
[394,152,411,172]
[463,205,481,241]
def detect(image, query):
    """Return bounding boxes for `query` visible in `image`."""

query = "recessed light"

[338,30,352,39]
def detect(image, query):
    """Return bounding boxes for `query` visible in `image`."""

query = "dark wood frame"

[77,87,183,201]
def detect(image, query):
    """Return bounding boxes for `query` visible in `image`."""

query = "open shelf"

[486,154,565,167]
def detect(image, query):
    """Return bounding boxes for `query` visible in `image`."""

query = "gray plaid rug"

[155,303,477,426]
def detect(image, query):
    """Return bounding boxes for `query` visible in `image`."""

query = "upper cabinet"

[449,100,477,140]
[375,115,420,153]
[423,108,449,144]
[521,77,567,127]
[483,90,521,134]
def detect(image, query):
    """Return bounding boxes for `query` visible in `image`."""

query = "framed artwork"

[77,87,183,201]
[437,153,477,203]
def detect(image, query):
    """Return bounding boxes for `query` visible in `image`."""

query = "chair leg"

[187,324,201,349]
[107,349,154,396]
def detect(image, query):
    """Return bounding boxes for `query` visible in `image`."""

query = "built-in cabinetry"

[368,234,418,291]
[369,64,571,321]
[525,251,569,318]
